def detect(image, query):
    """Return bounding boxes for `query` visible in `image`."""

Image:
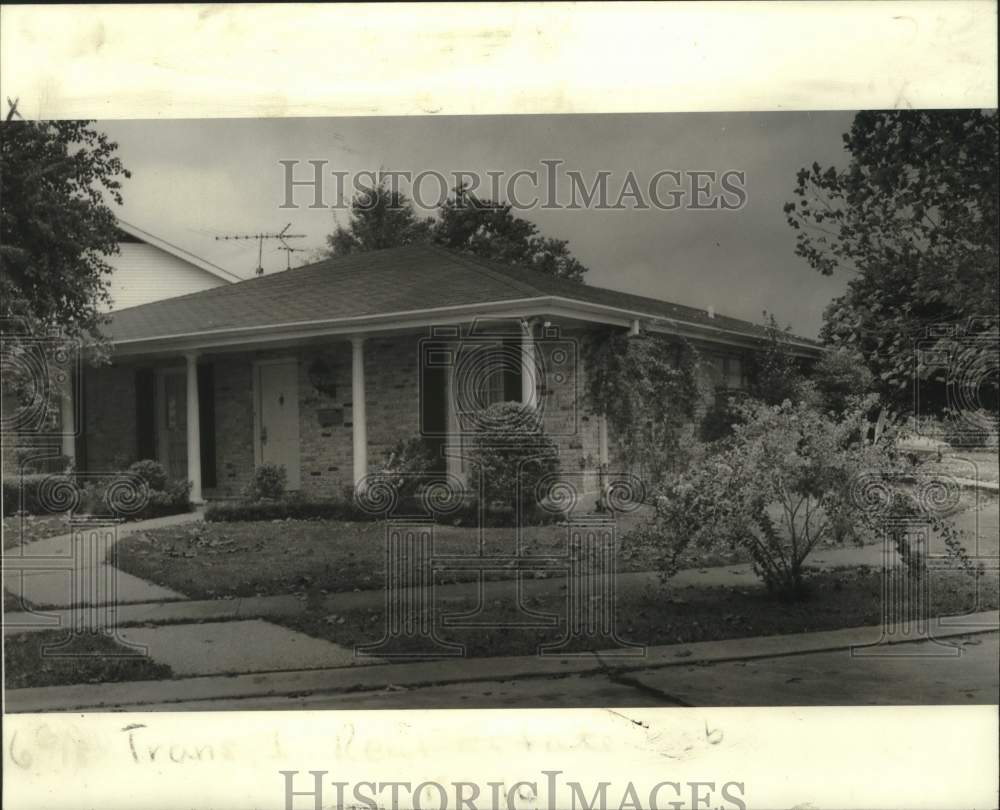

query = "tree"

[784,110,999,411]
[1,104,130,342]
[433,184,589,282]
[324,175,433,256]
[637,397,965,599]
[746,312,809,406]
[810,346,875,417]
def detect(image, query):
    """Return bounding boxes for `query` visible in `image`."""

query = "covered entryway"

[255,359,301,490]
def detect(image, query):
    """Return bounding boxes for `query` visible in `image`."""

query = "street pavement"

[136,632,999,710]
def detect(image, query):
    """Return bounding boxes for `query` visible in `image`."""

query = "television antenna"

[214,223,306,275]
[276,243,307,271]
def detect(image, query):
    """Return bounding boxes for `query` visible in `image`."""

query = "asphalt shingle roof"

[107,244,818,346]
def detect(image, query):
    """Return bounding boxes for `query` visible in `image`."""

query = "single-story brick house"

[65,244,821,503]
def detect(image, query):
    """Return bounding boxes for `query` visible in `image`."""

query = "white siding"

[104,243,227,311]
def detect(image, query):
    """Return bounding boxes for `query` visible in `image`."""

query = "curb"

[6,610,997,713]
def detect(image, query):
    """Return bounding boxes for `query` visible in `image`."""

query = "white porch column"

[521,318,537,408]
[351,336,368,489]
[185,352,203,504]
[60,374,76,467]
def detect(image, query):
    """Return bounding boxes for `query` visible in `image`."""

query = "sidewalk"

[6,610,997,712]
[3,510,201,607]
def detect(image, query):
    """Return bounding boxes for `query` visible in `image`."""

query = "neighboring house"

[69,244,821,503]
[107,221,242,311]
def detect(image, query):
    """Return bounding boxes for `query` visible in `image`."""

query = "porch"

[69,318,605,503]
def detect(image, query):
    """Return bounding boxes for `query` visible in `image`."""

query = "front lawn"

[112,513,750,600]
[113,490,989,601]
[3,514,72,549]
[4,631,173,689]
[276,565,999,658]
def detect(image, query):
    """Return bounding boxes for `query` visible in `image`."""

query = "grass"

[275,565,999,659]
[4,631,173,689]
[113,489,992,601]
[112,511,751,600]
[2,514,72,549]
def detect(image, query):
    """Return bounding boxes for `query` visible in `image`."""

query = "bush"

[141,480,193,519]
[13,450,72,474]
[128,459,169,492]
[810,347,875,417]
[700,393,748,443]
[2,463,191,522]
[637,397,954,599]
[242,464,287,501]
[76,475,192,521]
[467,401,560,515]
[2,474,74,517]
[374,436,440,498]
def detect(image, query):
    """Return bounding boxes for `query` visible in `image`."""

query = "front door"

[257,361,301,490]
[158,370,188,482]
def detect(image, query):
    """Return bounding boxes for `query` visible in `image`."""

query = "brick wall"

[292,336,423,497]
[297,343,352,498]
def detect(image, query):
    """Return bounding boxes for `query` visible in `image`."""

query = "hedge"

[2,475,192,521]
[2,474,72,517]
[204,495,565,527]
[205,498,363,523]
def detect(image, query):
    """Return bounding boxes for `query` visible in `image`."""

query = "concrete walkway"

[3,510,374,678]
[116,619,373,676]
[3,510,200,609]
[6,611,997,712]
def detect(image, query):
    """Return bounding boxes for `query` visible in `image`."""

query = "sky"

[99,111,857,338]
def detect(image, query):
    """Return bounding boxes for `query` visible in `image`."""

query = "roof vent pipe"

[707,305,715,319]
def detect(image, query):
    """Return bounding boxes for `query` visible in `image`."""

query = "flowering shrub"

[242,463,287,501]
[636,397,965,598]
